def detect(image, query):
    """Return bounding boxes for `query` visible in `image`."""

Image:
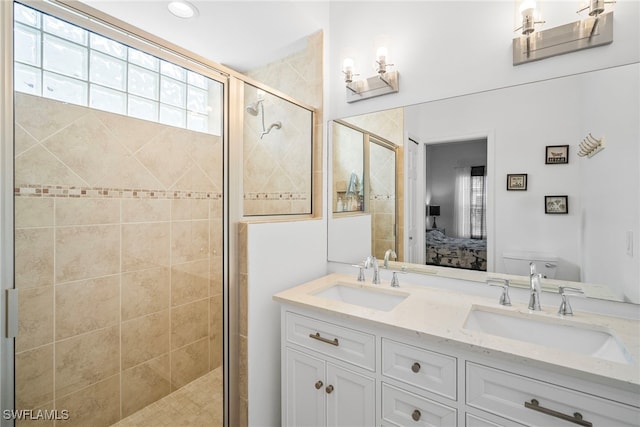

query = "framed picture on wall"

[507,174,527,191]
[545,195,568,214]
[545,145,569,164]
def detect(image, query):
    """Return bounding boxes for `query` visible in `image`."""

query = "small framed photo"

[507,174,527,191]
[545,145,569,164]
[545,195,568,214]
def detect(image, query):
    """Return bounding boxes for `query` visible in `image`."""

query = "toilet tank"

[502,251,559,279]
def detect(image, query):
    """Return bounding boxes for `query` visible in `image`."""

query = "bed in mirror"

[328,63,639,305]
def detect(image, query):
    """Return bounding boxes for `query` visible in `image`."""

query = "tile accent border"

[243,192,308,201]
[15,184,222,200]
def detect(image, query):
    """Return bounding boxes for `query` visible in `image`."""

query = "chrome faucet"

[558,286,583,316]
[528,262,542,311]
[383,249,397,268]
[364,255,381,284]
[487,277,511,306]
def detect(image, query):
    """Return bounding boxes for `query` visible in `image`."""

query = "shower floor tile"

[111,367,223,427]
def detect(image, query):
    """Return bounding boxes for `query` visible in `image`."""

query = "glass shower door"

[11,2,226,425]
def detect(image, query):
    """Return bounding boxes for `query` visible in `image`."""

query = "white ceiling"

[80,1,330,73]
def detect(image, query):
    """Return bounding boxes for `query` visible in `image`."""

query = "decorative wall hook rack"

[577,133,605,158]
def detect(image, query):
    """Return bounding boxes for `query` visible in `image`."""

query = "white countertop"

[273,273,640,389]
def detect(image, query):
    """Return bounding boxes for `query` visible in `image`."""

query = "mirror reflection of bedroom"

[426,138,488,271]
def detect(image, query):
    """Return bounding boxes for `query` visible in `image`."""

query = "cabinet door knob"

[325,385,334,394]
[411,362,421,373]
[314,380,323,390]
[412,409,421,421]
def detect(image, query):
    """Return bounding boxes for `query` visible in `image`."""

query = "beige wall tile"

[16,144,88,187]
[55,225,120,283]
[171,220,209,264]
[15,345,53,409]
[15,198,53,228]
[55,375,120,427]
[15,145,86,187]
[55,275,119,340]
[239,335,248,400]
[188,133,223,191]
[93,109,165,154]
[171,299,208,350]
[122,199,170,223]
[209,295,223,370]
[210,254,223,296]
[239,273,248,337]
[14,124,39,157]
[15,401,54,427]
[121,310,170,370]
[122,222,170,272]
[121,355,170,418]
[15,93,88,142]
[171,338,209,390]
[171,199,210,221]
[16,286,53,353]
[15,228,54,289]
[135,128,194,189]
[55,326,119,397]
[43,113,130,186]
[121,267,170,321]
[171,260,209,307]
[210,218,223,257]
[55,198,119,226]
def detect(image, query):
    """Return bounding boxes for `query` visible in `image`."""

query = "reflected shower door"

[12,2,225,425]
[369,139,397,259]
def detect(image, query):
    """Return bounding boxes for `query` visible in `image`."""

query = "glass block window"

[13,2,219,135]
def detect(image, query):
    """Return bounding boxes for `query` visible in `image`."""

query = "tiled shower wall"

[14,93,223,426]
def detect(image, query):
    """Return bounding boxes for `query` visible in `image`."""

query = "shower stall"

[1,2,318,426]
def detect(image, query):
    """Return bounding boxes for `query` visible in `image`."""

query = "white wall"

[327,1,640,121]
[246,219,327,426]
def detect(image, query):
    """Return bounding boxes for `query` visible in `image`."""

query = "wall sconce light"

[513,1,614,65]
[343,47,399,103]
[515,0,545,35]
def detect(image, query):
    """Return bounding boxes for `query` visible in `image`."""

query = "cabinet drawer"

[466,362,640,427]
[466,412,525,427]
[285,311,375,370]
[382,338,457,400]
[381,383,457,426]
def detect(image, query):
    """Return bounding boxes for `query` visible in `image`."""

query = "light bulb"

[343,58,354,73]
[376,47,388,62]
[167,1,198,19]
[519,0,537,16]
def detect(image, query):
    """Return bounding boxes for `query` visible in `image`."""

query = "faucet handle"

[390,270,407,288]
[487,277,511,306]
[558,286,583,316]
[351,264,365,282]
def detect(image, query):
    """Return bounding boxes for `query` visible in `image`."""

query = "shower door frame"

[0,1,234,425]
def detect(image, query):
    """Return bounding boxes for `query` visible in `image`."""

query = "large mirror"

[328,63,639,304]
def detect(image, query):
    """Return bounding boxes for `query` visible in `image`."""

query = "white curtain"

[453,166,471,238]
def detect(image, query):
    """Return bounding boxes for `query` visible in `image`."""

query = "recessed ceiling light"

[167,1,198,19]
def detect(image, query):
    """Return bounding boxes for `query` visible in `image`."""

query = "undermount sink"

[313,284,408,312]
[464,307,634,365]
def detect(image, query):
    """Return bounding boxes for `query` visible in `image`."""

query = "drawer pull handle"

[411,409,421,421]
[524,399,592,427]
[314,381,323,390]
[309,332,339,346]
[411,362,421,373]
[325,385,334,394]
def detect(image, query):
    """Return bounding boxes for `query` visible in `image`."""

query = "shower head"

[245,99,263,116]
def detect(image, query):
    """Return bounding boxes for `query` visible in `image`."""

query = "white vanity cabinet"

[282,311,376,427]
[280,303,640,427]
